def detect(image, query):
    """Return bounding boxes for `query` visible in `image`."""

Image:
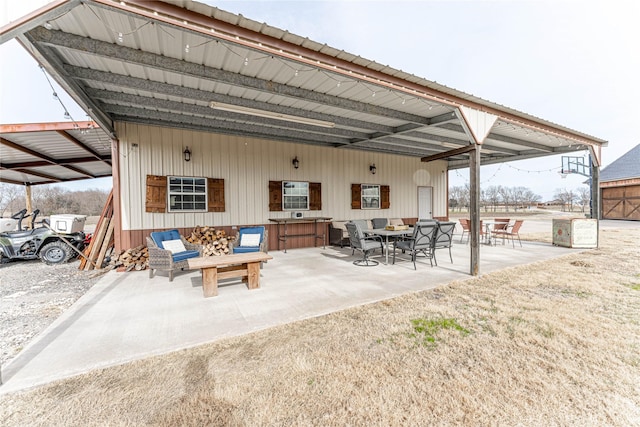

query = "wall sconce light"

[292,156,300,169]
[369,163,377,175]
[183,147,192,162]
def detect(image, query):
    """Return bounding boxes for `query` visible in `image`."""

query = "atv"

[0,209,87,265]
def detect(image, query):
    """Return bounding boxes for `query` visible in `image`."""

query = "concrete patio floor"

[0,227,585,394]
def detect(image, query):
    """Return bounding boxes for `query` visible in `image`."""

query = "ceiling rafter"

[56,130,111,166]
[105,106,348,146]
[88,88,370,140]
[29,27,432,126]
[67,66,397,134]
[1,136,96,179]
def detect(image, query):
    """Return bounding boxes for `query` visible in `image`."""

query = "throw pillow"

[240,233,261,247]
[162,239,187,254]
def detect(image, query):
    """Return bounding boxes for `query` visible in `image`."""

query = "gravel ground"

[0,259,103,367]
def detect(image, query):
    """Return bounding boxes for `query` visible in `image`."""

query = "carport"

[0,0,607,275]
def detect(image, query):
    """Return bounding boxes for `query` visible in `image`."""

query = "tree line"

[0,183,110,218]
[449,184,591,213]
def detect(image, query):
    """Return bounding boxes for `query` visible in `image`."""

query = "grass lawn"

[1,228,639,426]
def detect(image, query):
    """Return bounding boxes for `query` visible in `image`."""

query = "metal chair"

[493,219,524,247]
[392,222,437,269]
[345,221,384,266]
[432,221,456,265]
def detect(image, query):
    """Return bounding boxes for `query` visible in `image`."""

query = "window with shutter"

[146,175,167,213]
[167,176,207,212]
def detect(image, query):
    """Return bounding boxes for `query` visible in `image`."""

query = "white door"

[418,186,432,220]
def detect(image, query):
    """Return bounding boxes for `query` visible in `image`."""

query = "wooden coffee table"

[188,252,273,297]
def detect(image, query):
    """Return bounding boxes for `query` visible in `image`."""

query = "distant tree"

[522,189,541,207]
[577,187,591,213]
[554,188,577,212]
[0,183,22,217]
[485,185,501,212]
[498,186,512,212]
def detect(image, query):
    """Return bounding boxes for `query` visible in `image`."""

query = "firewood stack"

[186,226,236,256]
[109,245,149,271]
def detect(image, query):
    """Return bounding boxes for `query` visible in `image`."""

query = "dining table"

[369,227,414,265]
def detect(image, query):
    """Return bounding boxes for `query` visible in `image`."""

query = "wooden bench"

[188,252,273,297]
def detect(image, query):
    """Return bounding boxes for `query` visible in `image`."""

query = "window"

[168,176,207,212]
[361,184,380,209]
[282,181,309,210]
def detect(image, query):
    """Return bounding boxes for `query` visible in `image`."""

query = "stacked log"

[109,245,149,271]
[186,226,235,256]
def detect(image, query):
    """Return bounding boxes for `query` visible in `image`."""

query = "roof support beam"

[421,145,475,163]
[0,137,96,178]
[89,89,369,140]
[56,130,112,166]
[105,106,348,146]
[29,27,431,126]
[1,166,62,182]
[67,65,396,134]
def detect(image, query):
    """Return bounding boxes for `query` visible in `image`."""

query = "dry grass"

[2,229,640,426]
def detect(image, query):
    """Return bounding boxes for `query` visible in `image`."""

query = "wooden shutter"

[309,182,322,210]
[269,180,283,211]
[146,175,167,213]
[351,184,361,209]
[381,185,390,209]
[207,178,225,212]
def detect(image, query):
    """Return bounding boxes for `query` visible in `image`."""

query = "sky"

[1,0,639,200]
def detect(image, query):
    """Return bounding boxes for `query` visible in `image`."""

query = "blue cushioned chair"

[146,229,202,281]
[229,226,268,254]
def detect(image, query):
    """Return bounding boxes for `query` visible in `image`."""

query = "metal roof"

[0,121,112,185]
[0,0,607,178]
[600,143,640,183]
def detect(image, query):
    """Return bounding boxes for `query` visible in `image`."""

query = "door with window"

[418,186,433,220]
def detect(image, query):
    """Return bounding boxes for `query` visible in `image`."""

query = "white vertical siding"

[116,123,448,230]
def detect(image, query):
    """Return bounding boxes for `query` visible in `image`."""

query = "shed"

[600,144,640,220]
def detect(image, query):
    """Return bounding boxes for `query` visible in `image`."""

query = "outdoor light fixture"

[292,156,300,169]
[183,147,191,162]
[370,164,377,175]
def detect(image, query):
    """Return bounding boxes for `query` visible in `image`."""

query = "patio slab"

[0,235,581,394]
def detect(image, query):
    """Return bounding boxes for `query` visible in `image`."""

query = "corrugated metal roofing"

[600,143,640,182]
[0,122,112,185]
[0,0,608,184]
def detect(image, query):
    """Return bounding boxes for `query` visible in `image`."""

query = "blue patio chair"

[147,229,202,281]
[229,226,268,254]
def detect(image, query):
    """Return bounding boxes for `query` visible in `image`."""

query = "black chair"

[345,221,384,266]
[392,222,437,269]
[432,221,456,266]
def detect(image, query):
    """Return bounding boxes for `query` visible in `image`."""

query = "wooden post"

[25,184,33,217]
[469,145,481,276]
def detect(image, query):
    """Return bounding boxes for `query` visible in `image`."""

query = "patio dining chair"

[459,218,470,243]
[432,221,456,266]
[345,221,384,266]
[493,219,524,247]
[392,222,437,269]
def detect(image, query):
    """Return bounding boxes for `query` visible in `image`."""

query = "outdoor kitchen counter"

[269,217,332,253]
